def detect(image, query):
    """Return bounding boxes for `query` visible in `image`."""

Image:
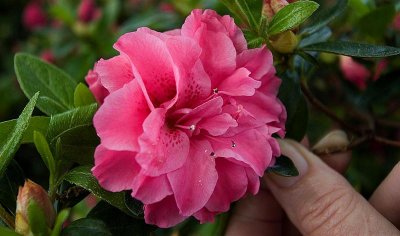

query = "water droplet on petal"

[231,140,236,148]
[189,124,196,131]
[213,88,219,94]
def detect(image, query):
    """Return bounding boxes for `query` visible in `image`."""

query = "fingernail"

[268,139,309,187]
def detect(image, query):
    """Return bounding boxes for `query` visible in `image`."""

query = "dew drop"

[210,152,215,157]
[231,140,236,148]
[189,124,196,131]
[213,88,219,94]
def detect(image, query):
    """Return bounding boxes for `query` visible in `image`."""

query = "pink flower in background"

[40,49,55,63]
[339,56,388,90]
[78,0,101,23]
[392,13,400,31]
[88,9,286,228]
[340,56,371,90]
[23,0,47,30]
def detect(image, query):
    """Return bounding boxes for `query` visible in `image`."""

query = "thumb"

[264,139,399,235]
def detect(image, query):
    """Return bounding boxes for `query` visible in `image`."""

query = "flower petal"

[237,46,274,81]
[168,139,218,216]
[94,55,134,93]
[205,158,247,212]
[144,195,187,228]
[94,79,150,151]
[218,68,261,96]
[132,173,173,204]
[209,129,273,176]
[194,208,217,224]
[198,113,237,136]
[114,30,177,107]
[136,108,190,176]
[92,145,139,192]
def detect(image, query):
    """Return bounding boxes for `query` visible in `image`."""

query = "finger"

[225,188,284,236]
[369,161,400,228]
[320,151,352,174]
[265,139,399,235]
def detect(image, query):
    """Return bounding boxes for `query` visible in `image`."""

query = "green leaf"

[0,226,22,236]
[220,0,263,31]
[301,0,348,35]
[28,200,49,236]
[0,161,25,213]
[61,218,111,236]
[34,131,56,175]
[63,166,128,214]
[124,192,144,218]
[357,4,396,39]
[46,104,98,165]
[50,209,70,236]
[87,201,155,236]
[14,53,77,115]
[299,27,332,47]
[0,117,50,147]
[278,73,308,141]
[0,93,39,177]
[302,41,400,57]
[46,103,97,145]
[268,1,319,36]
[267,155,299,177]
[74,83,96,107]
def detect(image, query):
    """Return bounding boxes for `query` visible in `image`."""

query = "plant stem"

[374,136,400,148]
[0,204,15,229]
[300,79,361,135]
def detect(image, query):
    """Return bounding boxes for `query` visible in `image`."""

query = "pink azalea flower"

[40,49,55,63]
[87,9,286,228]
[340,56,371,90]
[23,0,47,30]
[392,13,400,31]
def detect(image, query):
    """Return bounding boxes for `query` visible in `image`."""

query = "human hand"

[226,139,400,235]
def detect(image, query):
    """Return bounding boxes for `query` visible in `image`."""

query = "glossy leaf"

[46,103,97,145]
[302,41,400,57]
[301,0,348,35]
[63,166,128,214]
[14,53,77,115]
[50,209,70,236]
[28,200,49,236]
[34,131,56,175]
[88,201,155,236]
[268,1,319,36]
[124,192,144,218]
[0,93,39,177]
[61,218,111,236]
[74,83,96,107]
[267,155,299,177]
[278,73,309,141]
[0,117,50,146]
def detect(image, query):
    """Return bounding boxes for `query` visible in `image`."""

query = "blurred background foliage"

[0,0,400,234]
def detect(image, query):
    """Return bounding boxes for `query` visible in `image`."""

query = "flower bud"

[78,0,101,23]
[263,0,294,21]
[312,130,350,154]
[23,1,47,30]
[269,30,299,54]
[15,180,55,235]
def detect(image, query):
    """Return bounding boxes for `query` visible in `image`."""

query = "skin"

[226,139,400,236]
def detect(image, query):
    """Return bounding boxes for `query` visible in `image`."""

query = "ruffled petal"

[93,79,150,152]
[205,158,247,212]
[197,113,237,136]
[236,46,274,81]
[144,195,187,228]
[114,30,177,107]
[94,55,134,93]
[85,70,109,104]
[136,108,190,176]
[218,68,261,96]
[194,208,217,224]
[168,139,218,216]
[92,145,139,192]
[209,129,273,176]
[132,173,173,204]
